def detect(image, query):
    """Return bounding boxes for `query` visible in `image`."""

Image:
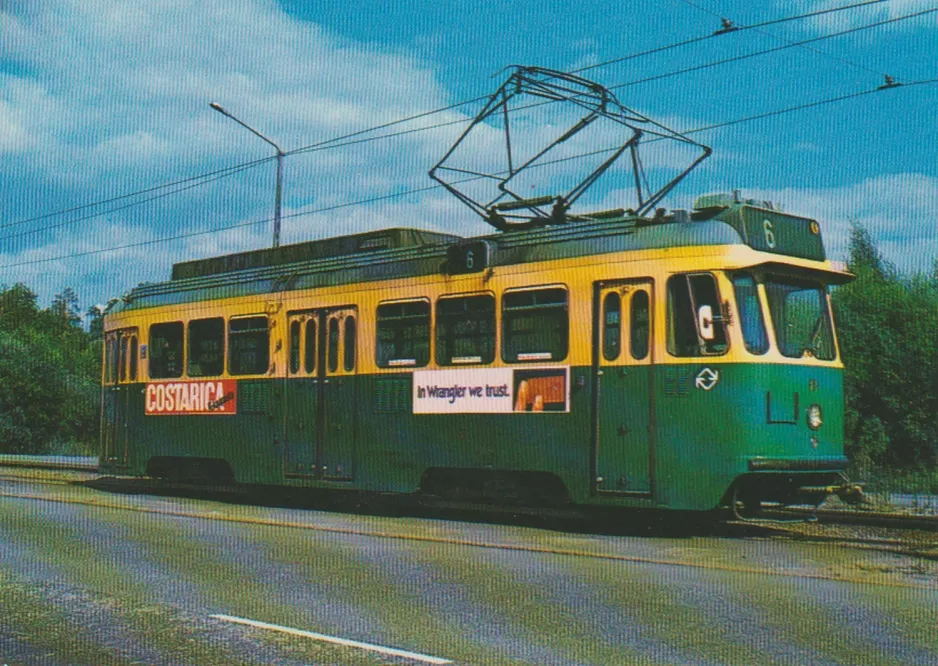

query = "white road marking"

[210,613,453,664]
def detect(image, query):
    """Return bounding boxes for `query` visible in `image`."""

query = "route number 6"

[465,249,474,269]
[763,219,776,249]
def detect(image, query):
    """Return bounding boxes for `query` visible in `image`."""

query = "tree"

[0,284,101,455]
[50,287,82,328]
[833,226,938,474]
[0,283,40,331]
[86,305,105,341]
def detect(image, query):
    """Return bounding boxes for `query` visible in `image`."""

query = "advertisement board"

[144,380,238,415]
[413,367,568,414]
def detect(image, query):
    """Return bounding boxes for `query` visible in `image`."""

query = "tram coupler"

[834,482,865,505]
[794,482,865,507]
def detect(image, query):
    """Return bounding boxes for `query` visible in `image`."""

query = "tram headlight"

[807,404,823,430]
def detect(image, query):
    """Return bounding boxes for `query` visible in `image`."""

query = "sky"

[1,0,936,313]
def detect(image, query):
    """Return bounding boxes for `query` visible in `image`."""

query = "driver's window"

[666,273,728,357]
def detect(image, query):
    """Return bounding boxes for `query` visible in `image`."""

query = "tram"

[100,191,853,512]
[100,67,854,512]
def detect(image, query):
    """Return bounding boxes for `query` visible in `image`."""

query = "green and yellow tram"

[100,192,853,512]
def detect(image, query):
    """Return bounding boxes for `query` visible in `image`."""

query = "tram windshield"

[763,276,836,361]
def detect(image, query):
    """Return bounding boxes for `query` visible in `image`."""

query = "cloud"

[0,0,470,307]
[785,0,938,32]
[743,173,938,273]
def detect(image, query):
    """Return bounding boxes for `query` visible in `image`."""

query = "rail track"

[0,458,935,534]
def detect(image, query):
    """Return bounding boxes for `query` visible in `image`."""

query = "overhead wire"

[300,4,933,161]
[0,160,270,244]
[0,156,274,231]
[670,0,887,77]
[3,77,935,271]
[608,6,938,91]
[0,98,489,237]
[3,1,892,235]
[573,0,889,74]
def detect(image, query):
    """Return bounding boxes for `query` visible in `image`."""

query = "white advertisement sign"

[413,367,569,414]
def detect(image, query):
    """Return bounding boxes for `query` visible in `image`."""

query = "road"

[0,475,936,665]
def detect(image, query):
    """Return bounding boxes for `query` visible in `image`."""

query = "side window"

[128,335,138,381]
[344,316,357,372]
[188,318,224,376]
[630,290,650,360]
[327,317,340,373]
[435,294,496,365]
[602,292,621,361]
[666,274,728,357]
[228,317,269,375]
[119,335,128,382]
[117,332,139,382]
[289,320,301,374]
[304,319,317,374]
[376,300,430,368]
[149,322,184,378]
[105,334,119,385]
[502,287,568,362]
[732,273,768,355]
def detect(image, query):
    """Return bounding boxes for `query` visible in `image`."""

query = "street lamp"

[209,102,284,248]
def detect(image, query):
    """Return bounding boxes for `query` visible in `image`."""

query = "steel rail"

[1,459,934,533]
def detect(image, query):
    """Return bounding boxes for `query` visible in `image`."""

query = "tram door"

[592,280,654,496]
[284,306,357,481]
[102,328,138,467]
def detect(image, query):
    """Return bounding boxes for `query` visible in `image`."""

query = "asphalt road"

[0,478,936,665]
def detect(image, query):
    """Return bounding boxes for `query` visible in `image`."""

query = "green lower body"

[100,363,848,511]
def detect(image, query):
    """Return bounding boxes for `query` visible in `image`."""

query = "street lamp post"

[209,102,284,248]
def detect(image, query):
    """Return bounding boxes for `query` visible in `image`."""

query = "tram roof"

[112,199,829,312]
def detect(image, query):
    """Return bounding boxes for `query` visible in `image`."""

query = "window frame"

[501,284,569,363]
[304,318,317,375]
[629,289,650,361]
[763,274,837,361]
[148,321,185,379]
[343,314,357,373]
[375,298,431,369]
[731,272,769,356]
[187,317,225,377]
[666,272,730,358]
[601,291,622,362]
[227,315,271,376]
[434,291,497,366]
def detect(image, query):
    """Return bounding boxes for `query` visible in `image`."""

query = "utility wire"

[4,77,934,271]
[320,4,927,155]
[0,156,274,231]
[3,1,887,233]
[317,3,929,156]
[573,0,888,73]
[609,6,938,90]
[0,99,488,236]
[0,161,268,244]
[286,96,489,157]
[671,0,886,77]
[0,99,489,240]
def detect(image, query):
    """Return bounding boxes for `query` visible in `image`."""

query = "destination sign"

[739,207,825,261]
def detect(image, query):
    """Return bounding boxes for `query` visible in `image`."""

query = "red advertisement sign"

[145,380,237,415]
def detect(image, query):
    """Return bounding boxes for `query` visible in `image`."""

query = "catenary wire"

[573,0,888,74]
[0,161,269,244]
[315,4,932,159]
[3,77,934,271]
[3,2,888,233]
[671,0,887,77]
[0,156,275,231]
[609,7,938,90]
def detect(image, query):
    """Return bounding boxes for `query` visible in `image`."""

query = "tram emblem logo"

[695,367,720,391]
